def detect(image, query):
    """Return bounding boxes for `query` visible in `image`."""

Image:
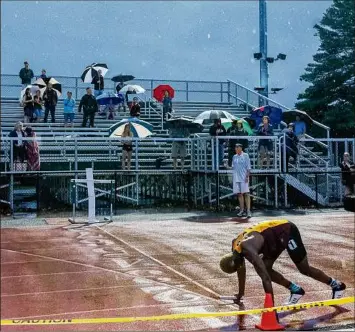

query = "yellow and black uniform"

[232,219,307,264]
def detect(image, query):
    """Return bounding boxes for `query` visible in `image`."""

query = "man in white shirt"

[232,144,251,218]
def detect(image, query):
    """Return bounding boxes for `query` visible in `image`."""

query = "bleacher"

[1,96,249,170]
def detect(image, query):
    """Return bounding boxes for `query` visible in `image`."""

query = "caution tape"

[1,296,354,326]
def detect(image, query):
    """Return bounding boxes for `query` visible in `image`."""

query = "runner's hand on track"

[233,294,244,304]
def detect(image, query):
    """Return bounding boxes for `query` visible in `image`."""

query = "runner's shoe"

[286,287,305,304]
[236,210,245,217]
[332,282,346,299]
[246,210,252,218]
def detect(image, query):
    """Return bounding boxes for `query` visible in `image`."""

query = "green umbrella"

[222,118,253,135]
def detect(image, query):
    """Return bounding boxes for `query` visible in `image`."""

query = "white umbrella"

[119,85,145,94]
[193,110,236,125]
[33,77,62,97]
[20,85,40,101]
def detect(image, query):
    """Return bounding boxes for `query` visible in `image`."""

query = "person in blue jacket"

[63,91,76,127]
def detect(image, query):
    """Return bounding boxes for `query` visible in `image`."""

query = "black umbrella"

[81,63,108,83]
[111,74,135,83]
[282,109,314,126]
[242,117,256,129]
[165,116,204,134]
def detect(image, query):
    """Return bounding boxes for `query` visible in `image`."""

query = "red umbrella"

[153,84,175,102]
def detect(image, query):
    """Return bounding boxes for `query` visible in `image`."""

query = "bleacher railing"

[2,136,353,173]
[226,78,331,139]
[1,74,230,103]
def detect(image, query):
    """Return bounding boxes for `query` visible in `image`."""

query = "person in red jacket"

[130,97,141,118]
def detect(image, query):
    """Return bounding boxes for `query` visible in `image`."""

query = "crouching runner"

[220,219,346,304]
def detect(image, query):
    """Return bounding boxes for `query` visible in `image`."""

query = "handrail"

[227,78,290,110]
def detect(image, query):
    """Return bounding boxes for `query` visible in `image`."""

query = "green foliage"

[295,0,355,137]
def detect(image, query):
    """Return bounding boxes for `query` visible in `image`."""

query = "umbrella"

[165,116,203,134]
[20,85,40,100]
[251,105,283,126]
[193,110,236,125]
[153,84,175,102]
[119,85,145,94]
[109,118,153,138]
[242,117,256,129]
[96,92,124,106]
[222,118,253,135]
[111,74,135,83]
[81,63,108,83]
[33,77,62,96]
[282,109,314,126]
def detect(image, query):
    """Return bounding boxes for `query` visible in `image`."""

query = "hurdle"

[69,168,115,224]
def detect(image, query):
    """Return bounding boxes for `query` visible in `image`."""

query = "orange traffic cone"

[255,293,285,331]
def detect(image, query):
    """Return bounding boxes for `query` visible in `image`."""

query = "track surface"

[1,211,354,331]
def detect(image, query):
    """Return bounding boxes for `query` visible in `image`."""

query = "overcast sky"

[1,0,331,106]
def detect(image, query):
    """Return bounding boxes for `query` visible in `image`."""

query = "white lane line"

[1,248,221,304]
[1,270,103,279]
[97,226,221,299]
[1,259,55,265]
[2,284,158,297]
[4,300,232,320]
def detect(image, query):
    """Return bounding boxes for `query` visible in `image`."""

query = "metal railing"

[226,79,331,140]
[1,74,230,103]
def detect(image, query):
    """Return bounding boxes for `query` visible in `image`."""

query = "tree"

[295,0,355,137]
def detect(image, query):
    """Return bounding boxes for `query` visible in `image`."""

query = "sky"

[1,0,332,106]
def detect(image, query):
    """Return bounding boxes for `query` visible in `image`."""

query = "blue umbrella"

[96,92,124,106]
[109,118,154,138]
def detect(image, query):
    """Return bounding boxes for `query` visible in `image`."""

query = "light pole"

[259,0,268,99]
[254,0,286,103]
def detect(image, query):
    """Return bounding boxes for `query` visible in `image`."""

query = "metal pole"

[220,83,223,103]
[186,82,189,101]
[227,81,231,103]
[274,174,278,208]
[259,0,269,99]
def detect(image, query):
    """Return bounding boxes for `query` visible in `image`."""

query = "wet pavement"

[1,210,354,331]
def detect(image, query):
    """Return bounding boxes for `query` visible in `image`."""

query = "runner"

[220,219,346,304]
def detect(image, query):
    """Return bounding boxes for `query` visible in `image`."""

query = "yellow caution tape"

[1,296,354,326]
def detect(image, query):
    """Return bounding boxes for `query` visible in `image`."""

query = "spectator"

[121,124,133,170]
[162,90,173,122]
[294,115,306,141]
[24,127,40,171]
[281,123,299,172]
[63,91,76,127]
[39,69,47,80]
[257,115,274,168]
[19,61,34,88]
[78,87,98,128]
[92,69,104,97]
[170,127,189,169]
[232,143,251,218]
[116,82,125,94]
[340,152,355,196]
[21,88,34,123]
[43,83,58,123]
[130,97,141,117]
[227,120,249,167]
[209,119,226,168]
[8,122,26,165]
[33,90,43,122]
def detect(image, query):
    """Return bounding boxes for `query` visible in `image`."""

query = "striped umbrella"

[81,63,108,83]
[109,118,154,138]
[33,77,62,97]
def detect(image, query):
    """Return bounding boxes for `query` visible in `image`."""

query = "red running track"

[1,211,354,331]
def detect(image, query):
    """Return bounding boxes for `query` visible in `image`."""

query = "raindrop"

[14,13,18,18]
[207,33,211,39]
[252,29,256,34]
